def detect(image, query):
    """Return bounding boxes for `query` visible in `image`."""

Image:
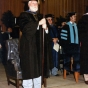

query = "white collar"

[69,21,74,24]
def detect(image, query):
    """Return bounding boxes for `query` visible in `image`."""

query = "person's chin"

[33,10,38,12]
[31,8,38,12]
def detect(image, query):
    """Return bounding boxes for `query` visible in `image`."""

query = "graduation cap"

[45,14,54,18]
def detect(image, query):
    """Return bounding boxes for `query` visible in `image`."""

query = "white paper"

[53,43,59,52]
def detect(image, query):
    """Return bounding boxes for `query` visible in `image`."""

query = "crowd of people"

[0,0,88,88]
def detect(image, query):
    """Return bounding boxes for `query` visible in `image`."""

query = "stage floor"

[0,63,88,88]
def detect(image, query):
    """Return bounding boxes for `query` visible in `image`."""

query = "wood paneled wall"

[40,0,88,21]
[0,0,88,31]
[0,0,24,31]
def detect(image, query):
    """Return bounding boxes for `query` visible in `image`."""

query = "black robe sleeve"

[59,24,70,47]
[18,12,39,40]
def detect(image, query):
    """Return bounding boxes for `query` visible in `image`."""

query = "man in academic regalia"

[78,6,88,84]
[18,0,49,88]
[60,12,80,82]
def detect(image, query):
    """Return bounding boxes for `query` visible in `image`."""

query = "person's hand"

[39,18,46,25]
[55,38,58,41]
[52,38,57,43]
[42,23,48,30]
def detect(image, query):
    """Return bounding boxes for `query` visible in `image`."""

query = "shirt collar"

[69,21,75,25]
[27,10,37,14]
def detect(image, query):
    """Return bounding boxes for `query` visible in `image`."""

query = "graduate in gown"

[78,6,88,84]
[45,14,59,76]
[60,12,80,83]
[18,0,49,88]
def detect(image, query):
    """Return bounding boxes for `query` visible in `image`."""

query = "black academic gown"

[78,14,88,74]
[59,24,80,54]
[18,11,50,79]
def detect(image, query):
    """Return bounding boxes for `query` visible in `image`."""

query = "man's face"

[46,17,53,25]
[70,14,77,23]
[28,1,38,12]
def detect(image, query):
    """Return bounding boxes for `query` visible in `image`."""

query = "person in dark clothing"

[18,0,49,88]
[45,14,59,76]
[0,26,7,66]
[0,26,3,63]
[0,27,13,66]
[77,6,88,84]
[55,16,72,75]
[60,12,80,83]
[56,16,67,46]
